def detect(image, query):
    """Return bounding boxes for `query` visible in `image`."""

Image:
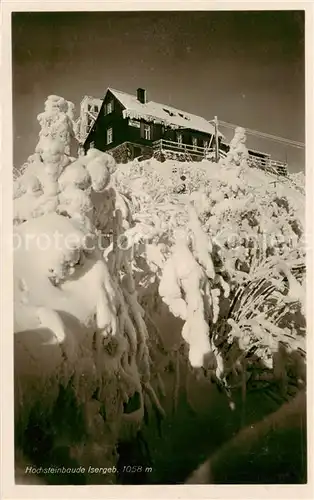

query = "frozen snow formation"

[14,147,114,229]
[37,95,76,154]
[110,138,306,378]
[14,212,147,410]
[222,126,249,170]
[14,99,306,483]
[14,97,165,482]
[14,95,114,227]
[158,215,225,370]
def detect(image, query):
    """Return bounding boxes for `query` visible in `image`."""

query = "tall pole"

[214,115,219,163]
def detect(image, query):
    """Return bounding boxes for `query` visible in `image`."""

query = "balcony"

[152,138,213,160]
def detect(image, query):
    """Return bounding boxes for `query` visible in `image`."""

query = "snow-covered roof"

[107,88,224,137]
[80,95,103,108]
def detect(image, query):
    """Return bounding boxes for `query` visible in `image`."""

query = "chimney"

[137,88,146,104]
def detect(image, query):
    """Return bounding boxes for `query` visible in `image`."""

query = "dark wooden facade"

[83,89,218,163]
[84,91,127,153]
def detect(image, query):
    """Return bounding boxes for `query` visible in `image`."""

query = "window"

[94,105,99,113]
[192,137,198,150]
[105,100,114,115]
[177,133,183,145]
[106,127,113,144]
[143,124,151,140]
[203,140,208,149]
[87,104,92,111]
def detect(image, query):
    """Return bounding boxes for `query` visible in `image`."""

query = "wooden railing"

[152,139,287,176]
[247,155,288,176]
[152,138,211,157]
[218,149,228,159]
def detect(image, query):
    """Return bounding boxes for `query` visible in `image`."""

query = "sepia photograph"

[2,4,310,494]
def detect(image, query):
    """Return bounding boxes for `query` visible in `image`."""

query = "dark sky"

[12,10,305,172]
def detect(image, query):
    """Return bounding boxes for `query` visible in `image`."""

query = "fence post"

[214,116,219,163]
